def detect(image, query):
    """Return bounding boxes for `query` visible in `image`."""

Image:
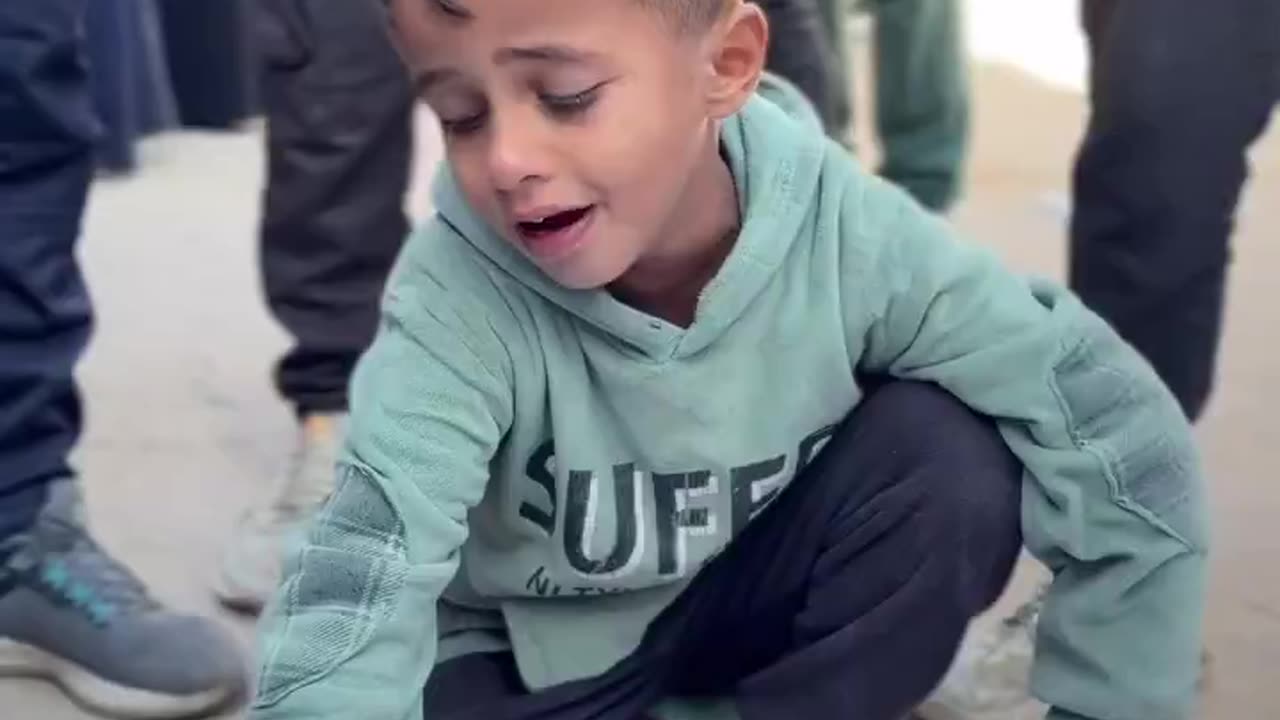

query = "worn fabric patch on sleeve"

[1050,312,1204,547]
[254,464,410,707]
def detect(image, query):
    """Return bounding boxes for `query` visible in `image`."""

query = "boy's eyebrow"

[494,45,602,65]
[414,45,602,94]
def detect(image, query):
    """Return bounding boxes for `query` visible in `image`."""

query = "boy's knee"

[860,380,1005,458]
[860,380,1023,601]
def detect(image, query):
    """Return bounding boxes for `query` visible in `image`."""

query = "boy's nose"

[487,112,551,192]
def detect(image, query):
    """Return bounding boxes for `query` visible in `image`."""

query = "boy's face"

[390,0,758,290]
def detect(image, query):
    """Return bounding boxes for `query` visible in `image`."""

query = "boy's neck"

[609,143,740,328]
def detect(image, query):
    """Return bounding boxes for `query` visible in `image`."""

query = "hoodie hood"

[431,73,827,360]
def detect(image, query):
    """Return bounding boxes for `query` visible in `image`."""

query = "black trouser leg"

[1070,0,1280,421]
[255,0,413,415]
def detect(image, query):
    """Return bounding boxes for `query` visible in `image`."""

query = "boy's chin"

[533,254,633,292]
[542,266,621,292]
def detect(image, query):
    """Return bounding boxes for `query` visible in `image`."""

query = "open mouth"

[516,206,593,239]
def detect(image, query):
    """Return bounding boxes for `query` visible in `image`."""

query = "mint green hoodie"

[251,80,1207,720]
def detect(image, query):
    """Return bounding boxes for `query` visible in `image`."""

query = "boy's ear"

[703,3,769,119]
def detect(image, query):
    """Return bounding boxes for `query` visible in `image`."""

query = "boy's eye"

[438,111,487,136]
[539,83,604,117]
[424,87,488,137]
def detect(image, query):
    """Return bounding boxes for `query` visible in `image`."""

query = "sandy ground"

[2,5,1278,718]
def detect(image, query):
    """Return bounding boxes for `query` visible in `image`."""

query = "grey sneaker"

[0,480,246,719]
[917,588,1047,720]
[215,412,344,612]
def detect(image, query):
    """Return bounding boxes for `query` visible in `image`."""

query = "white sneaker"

[214,413,345,613]
[917,588,1048,720]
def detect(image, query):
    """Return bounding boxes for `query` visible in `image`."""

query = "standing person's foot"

[0,480,246,718]
[917,589,1046,720]
[215,412,345,612]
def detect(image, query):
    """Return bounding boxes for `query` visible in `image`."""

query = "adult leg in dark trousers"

[922,6,1279,716]
[0,0,96,540]
[423,381,1024,720]
[258,0,412,417]
[758,0,842,134]
[0,2,244,715]
[216,0,414,612]
[815,0,970,212]
[1070,0,1280,422]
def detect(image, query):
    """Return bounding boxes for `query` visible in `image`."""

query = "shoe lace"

[26,519,157,626]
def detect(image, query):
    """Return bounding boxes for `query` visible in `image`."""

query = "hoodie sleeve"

[249,221,515,720]
[846,174,1209,720]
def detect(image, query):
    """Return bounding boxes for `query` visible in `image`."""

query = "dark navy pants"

[0,0,97,539]
[423,381,1024,720]
[1070,0,1280,422]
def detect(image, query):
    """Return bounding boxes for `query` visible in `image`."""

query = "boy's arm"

[250,226,514,720]
[846,177,1208,720]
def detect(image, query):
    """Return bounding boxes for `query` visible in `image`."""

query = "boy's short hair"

[634,0,732,31]
[424,0,731,32]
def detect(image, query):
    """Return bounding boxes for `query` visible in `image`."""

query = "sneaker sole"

[212,572,270,616]
[914,699,1046,720]
[0,638,237,719]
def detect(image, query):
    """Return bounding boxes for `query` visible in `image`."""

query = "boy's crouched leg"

[652,380,1024,720]
[420,381,1023,720]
